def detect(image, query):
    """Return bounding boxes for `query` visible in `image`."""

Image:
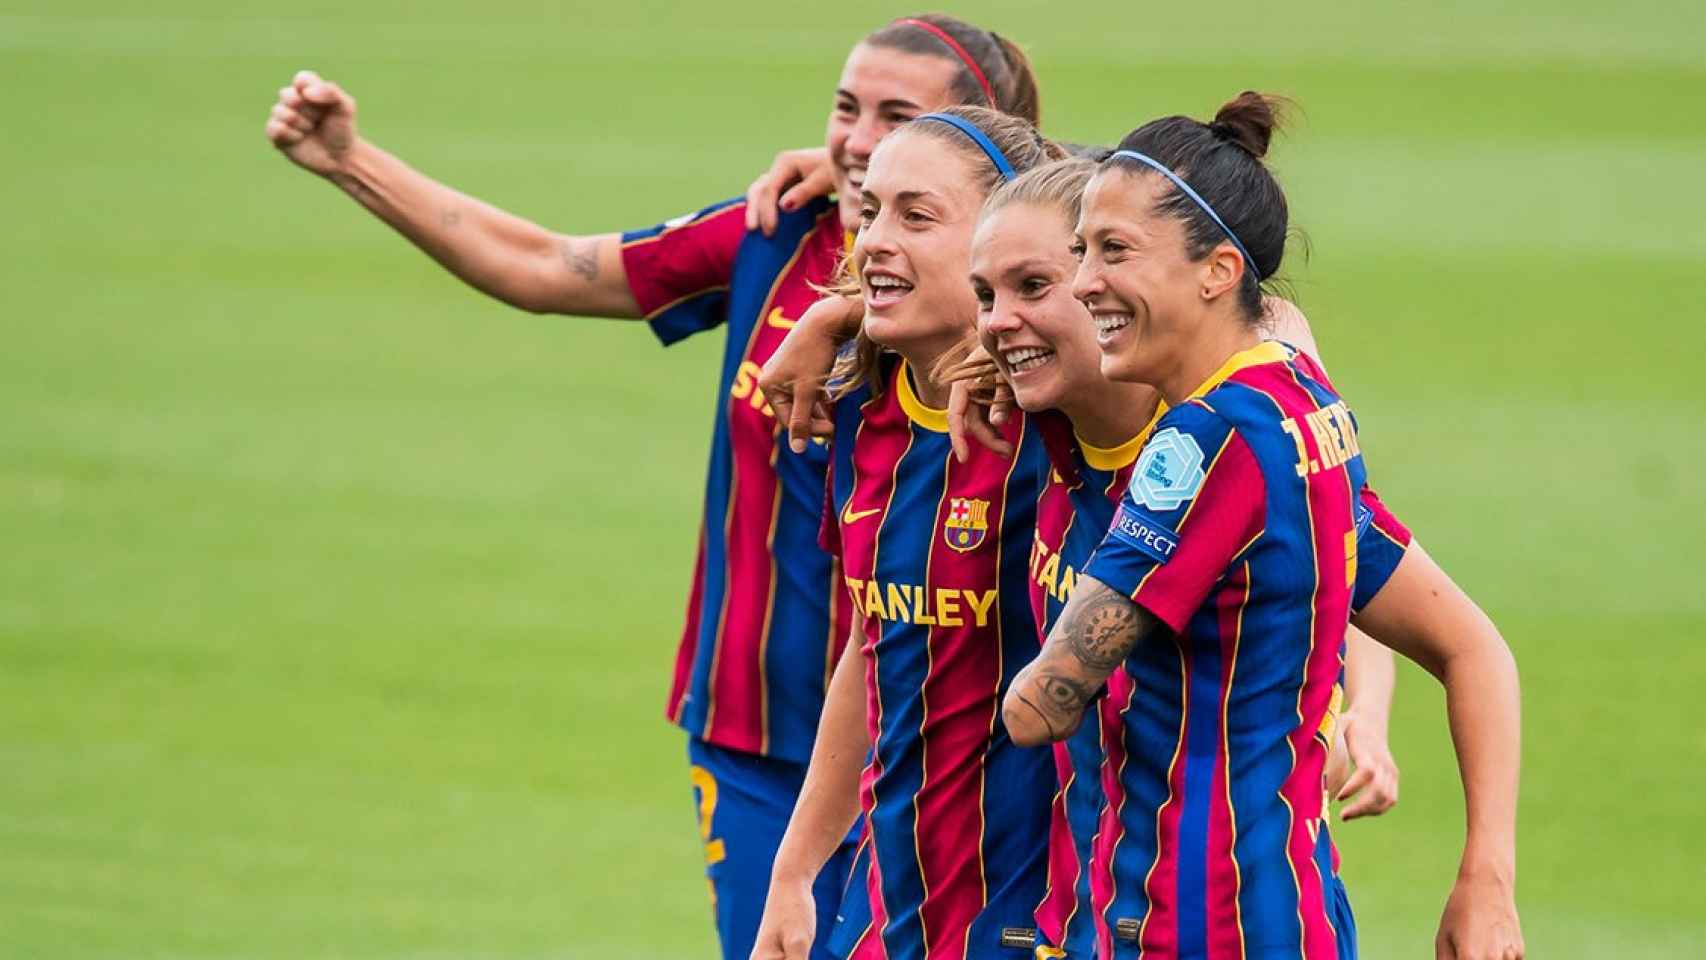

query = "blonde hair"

[932,157,1098,390]
[827,107,1066,399]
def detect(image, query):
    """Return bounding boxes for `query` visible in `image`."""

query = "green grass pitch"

[2,1,1704,956]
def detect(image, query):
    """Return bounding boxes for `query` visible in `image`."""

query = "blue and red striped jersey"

[1082,340,1377,960]
[1028,412,1151,960]
[621,196,854,763]
[823,356,1052,960]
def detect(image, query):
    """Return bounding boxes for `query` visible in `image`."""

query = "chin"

[861,311,909,350]
[836,191,860,229]
[1009,377,1063,415]
[1099,350,1145,384]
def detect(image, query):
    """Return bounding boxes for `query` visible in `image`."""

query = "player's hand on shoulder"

[761,294,860,454]
[265,70,361,178]
[745,147,834,236]
[1336,710,1400,820]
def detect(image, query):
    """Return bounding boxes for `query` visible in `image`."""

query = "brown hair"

[828,107,1065,397]
[864,14,1041,125]
[1103,91,1292,323]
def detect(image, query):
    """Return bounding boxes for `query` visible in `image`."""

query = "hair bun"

[1210,91,1287,159]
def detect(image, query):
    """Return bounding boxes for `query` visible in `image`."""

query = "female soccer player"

[1004,94,1524,960]
[263,16,1039,960]
[962,156,1476,959]
[750,107,1063,960]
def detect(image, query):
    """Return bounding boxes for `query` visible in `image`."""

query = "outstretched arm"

[266,70,640,317]
[1352,542,1523,960]
[1003,576,1164,747]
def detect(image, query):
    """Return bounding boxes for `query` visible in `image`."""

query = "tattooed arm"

[1003,575,1163,747]
[266,71,640,317]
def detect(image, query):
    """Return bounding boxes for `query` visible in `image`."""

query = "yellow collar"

[1077,400,1169,471]
[1183,340,1291,403]
[896,360,950,433]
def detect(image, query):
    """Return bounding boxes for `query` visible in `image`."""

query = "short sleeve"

[1084,404,1266,633]
[620,198,746,346]
[1351,484,1413,611]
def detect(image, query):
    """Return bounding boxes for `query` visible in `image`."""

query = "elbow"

[1001,689,1057,748]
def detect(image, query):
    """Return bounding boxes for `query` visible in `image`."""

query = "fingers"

[1340,766,1398,820]
[1335,765,1372,803]
[269,102,315,137]
[965,404,1013,459]
[296,73,354,113]
[786,381,826,453]
[745,170,783,236]
[947,383,973,463]
[781,172,825,218]
[988,389,1015,429]
[788,158,838,209]
[745,149,813,237]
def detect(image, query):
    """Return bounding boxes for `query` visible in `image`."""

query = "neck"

[1157,316,1261,407]
[894,342,957,408]
[1058,377,1159,449]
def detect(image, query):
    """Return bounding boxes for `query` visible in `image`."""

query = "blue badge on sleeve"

[1354,499,1373,537]
[1129,427,1206,511]
[1107,505,1181,565]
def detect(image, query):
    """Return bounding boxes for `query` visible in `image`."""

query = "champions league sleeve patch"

[1129,427,1206,512]
[1107,505,1181,564]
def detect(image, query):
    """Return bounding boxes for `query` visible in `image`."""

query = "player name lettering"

[842,577,997,628]
[1028,533,1080,603]
[1280,400,1362,478]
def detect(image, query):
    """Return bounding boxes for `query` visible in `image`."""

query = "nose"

[855,208,900,265]
[981,290,1025,336]
[845,113,883,163]
[1071,256,1104,305]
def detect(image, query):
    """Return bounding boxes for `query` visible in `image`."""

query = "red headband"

[894,18,996,108]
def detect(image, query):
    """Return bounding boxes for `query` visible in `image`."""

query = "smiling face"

[826,44,961,229]
[970,202,1105,415]
[851,131,988,361]
[1071,169,1211,388]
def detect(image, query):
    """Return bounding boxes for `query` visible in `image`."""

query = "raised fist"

[265,70,360,177]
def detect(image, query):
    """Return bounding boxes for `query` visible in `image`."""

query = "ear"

[1199,242,1246,302]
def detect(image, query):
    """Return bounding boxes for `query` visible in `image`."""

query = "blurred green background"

[3,1,1703,956]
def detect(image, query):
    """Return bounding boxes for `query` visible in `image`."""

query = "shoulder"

[620,196,747,247]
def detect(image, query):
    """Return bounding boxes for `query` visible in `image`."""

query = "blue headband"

[915,113,1016,181]
[1108,149,1261,281]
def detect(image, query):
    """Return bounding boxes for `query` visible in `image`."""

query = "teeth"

[868,276,912,290]
[1093,314,1131,334]
[1003,347,1053,372]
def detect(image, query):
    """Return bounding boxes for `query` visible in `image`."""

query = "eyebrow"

[999,258,1058,277]
[893,189,942,204]
[835,88,925,112]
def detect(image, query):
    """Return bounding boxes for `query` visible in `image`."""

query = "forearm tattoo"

[562,237,600,282]
[1058,580,1146,671]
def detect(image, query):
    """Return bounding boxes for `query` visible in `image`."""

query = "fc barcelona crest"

[943,497,991,553]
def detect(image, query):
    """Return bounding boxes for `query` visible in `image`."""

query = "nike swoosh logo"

[841,505,882,524]
[765,307,796,329]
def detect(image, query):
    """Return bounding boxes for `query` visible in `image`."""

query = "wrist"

[332,137,379,182]
[769,854,820,887]
[1456,847,1516,890]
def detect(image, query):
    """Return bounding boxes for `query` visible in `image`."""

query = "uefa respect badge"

[1129,427,1206,511]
